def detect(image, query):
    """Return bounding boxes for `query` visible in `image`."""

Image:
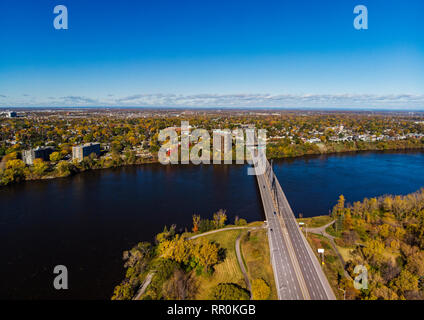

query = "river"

[1,150,423,299]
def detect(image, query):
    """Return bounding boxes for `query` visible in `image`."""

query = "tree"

[56,160,72,177]
[159,235,193,265]
[236,218,247,226]
[192,214,200,233]
[211,283,250,300]
[155,225,176,243]
[193,238,219,271]
[111,140,123,154]
[123,242,153,273]
[111,280,134,300]
[152,259,180,283]
[333,195,346,232]
[381,261,400,283]
[198,219,215,233]
[363,239,385,261]
[163,269,197,300]
[32,158,49,177]
[1,159,26,185]
[49,151,61,162]
[406,251,424,277]
[342,230,358,246]
[373,285,398,300]
[59,143,71,157]
[334,195,345,216]
[213,209,227,229]
[251,279,270,300]
[392,269,419,293]
[124,150,137,164]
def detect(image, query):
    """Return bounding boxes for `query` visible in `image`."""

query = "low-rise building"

[72,142,101,162]
[307,137,322,144]
[22,146,55,165]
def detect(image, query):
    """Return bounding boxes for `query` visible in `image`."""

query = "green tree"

[211,283,250,300]
[155,225,176,243]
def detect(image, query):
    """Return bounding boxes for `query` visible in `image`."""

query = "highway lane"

[255,166,303,300]
[250,146,335,300]
[268,164,336,300]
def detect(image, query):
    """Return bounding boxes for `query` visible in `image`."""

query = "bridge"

[254,157,336,300]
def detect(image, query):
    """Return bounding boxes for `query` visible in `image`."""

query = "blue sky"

[0,0,423,108]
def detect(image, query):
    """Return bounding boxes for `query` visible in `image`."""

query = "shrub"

[211,283,250,300]
[251,278,270,300]
[199,219,215,233]
[236,218,248,226]
[152,259,180,282]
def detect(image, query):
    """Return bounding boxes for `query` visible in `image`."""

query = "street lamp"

[299,222,307,238]
[318,248,325,265]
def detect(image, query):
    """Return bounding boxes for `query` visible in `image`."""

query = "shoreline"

[1,145,424,187]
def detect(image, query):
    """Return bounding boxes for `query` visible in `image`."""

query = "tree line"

[329,189,424,300]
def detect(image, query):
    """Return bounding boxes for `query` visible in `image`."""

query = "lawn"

[297,215,333,228]
[336,245,355,263]
[306,233,346,300]
[241,228,278,300]
[192,229,246,299]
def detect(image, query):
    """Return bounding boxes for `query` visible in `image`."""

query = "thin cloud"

[2,93,424,109]
[60,96,99,104]
[109,93,424,108]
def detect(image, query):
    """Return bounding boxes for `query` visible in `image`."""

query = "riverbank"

[299,188,424,300]
[113,218,276,300]
[2,142,424,187]
[268,139,424,160]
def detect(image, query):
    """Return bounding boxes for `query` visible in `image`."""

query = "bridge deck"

[255,159,336,300]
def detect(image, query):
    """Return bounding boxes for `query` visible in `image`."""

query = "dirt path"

[133,225,264,299]
[304,220,336,239]
[235,233,252,299]
[305,220,351,279]
[187,225,264,240]
[133,272,155,300]
[189,225,266,299]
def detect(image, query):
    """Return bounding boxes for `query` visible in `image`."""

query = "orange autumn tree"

[192,214,200,233]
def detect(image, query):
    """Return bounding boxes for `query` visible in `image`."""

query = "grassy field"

[306,233,345,300]
[325,224,343,238]
[192,229,246,299]
[241,228,278,300]
[336,245,355,263]
[297,215,333,228]
[183,221,265,238]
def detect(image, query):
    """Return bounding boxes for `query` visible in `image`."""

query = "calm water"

[1,151,424,299]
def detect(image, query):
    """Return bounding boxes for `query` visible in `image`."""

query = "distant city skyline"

[1,0,423,109]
